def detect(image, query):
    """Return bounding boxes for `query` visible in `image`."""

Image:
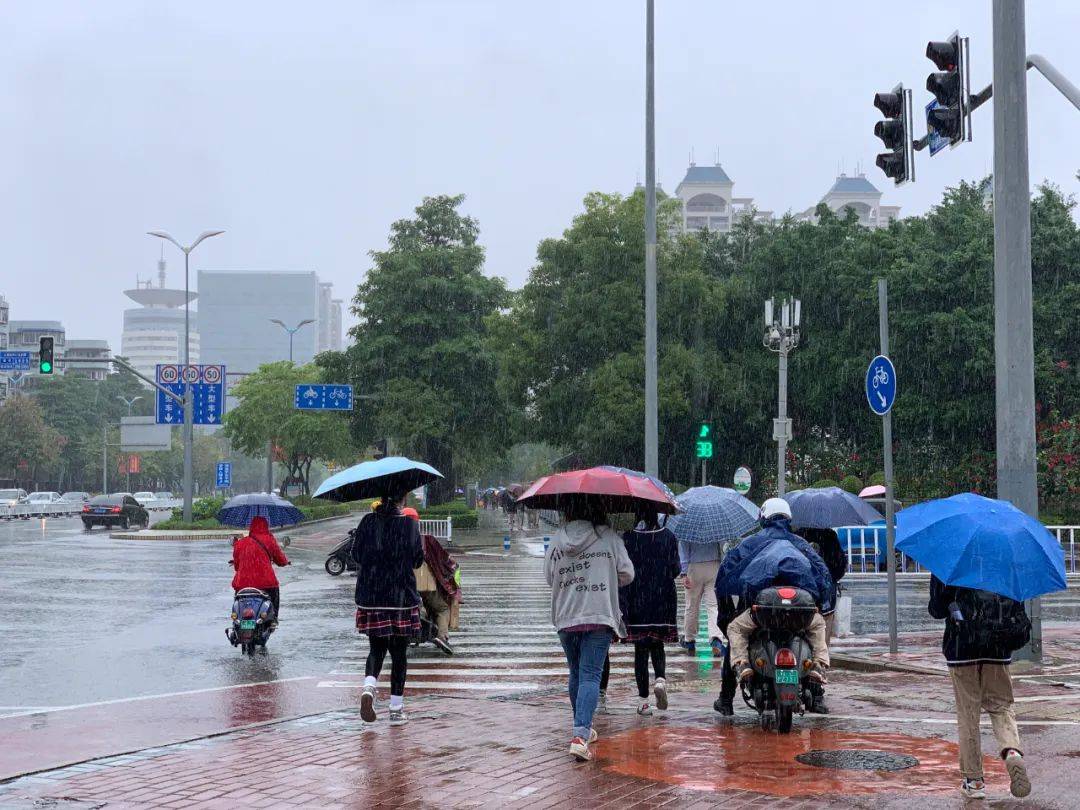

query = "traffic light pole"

[643,0,659,479]
[879,279,899,655]
[993,0,1041,661]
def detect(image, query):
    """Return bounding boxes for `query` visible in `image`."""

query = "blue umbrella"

[313,456,443,502]
[666,486,759,545]
[736,538,819,603]
[217,493,305,528]
[895,493,1066,602]
[785,487,883,529]
[597,465,676,501]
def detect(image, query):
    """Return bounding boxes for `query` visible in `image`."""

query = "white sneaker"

[597,690,608,712]
[360,685,377,723]
[637,701,653,716]
[569,736,591,761]
[653,678,668,711]
[960,778,986,799]
[588,728,598,744]
[388,708,408,726]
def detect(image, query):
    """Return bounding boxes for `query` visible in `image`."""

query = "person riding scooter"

[715,498,835,707]
[230,516,291,621]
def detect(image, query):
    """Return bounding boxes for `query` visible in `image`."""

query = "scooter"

[228,588,277,655]
[741,586,820,733]
[325,529,357,576]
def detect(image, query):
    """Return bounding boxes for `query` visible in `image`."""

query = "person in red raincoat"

[231,516,290,619]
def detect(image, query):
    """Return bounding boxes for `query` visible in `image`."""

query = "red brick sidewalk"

[2,669,1077,810]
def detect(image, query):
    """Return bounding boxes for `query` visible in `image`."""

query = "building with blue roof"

[674,162,774,233]
[796,172,900,228]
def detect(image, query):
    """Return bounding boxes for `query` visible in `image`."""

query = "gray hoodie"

[544,520,635,636]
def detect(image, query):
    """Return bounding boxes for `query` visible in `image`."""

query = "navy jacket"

[619,526,681,629]
[713,517,836,613]
[349,508,425,609]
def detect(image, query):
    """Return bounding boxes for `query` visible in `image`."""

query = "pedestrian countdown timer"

[695,423,713,459]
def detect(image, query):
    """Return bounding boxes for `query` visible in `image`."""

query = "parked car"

[154,491,174,500]
[0,488,27,507]
[109,492,134,500]
[23,491,63,505]
[82,495,150,530]
[61,491,90,503]
[133,491,156,505]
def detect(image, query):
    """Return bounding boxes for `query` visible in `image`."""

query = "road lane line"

[316,681,538,691]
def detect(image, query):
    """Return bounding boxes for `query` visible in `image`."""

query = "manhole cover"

[795,749,919,772]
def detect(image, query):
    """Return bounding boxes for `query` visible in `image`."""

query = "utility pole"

[764,298,801,496]
[993,0,1041,660]
[878,280,899,654]
[643,0,658,478]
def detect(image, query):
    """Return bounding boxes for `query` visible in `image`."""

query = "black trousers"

[634,640,666,698]
[719,644,737,702]
[366,636,409,696]
[600,654,610,691]
[265,587,280,619]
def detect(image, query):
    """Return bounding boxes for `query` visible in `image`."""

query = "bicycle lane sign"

[865,354,897,416]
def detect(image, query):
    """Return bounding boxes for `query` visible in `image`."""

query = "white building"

[61,340,111,381]
[330,299,344,351]
[121,255,200,381]
[674,162,774,233]
[7,320,65,377]
[795,173,900,228]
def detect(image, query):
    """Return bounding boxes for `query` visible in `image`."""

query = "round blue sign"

[865,355,897,416]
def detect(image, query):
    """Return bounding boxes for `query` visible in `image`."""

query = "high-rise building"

[61,340,112,381]
[198,270,336,375]
[318,282,334,353]
[330,299,344,351]
[121,254,200,381]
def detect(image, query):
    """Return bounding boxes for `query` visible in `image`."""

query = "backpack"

[955,588,1031,653]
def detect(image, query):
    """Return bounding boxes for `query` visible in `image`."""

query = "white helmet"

[759,497,792,521]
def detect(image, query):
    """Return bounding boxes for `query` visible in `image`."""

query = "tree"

[321,194,509,503]
[0,395,63,487]
[222,362,355,495]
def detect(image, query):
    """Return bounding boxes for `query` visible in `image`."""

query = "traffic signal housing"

[873,85,913,185]
[38,336,54,374]
[373,439,388,460]
[925,33,970,148]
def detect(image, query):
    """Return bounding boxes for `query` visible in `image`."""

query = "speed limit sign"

[158,365,179,384]
[202,365,222,384]
[183,365,200,384]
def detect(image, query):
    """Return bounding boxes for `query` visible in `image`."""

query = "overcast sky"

[4,1,1079,352]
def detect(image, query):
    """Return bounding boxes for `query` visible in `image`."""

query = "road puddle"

[593,724,1004,797]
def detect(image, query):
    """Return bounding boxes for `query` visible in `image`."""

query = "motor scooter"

[226,535,290,655]
[325,529,356,576]
[742,585,820,733]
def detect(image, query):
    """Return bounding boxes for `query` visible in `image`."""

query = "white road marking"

[316,680,538,692]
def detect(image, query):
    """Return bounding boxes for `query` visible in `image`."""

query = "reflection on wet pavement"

[593,725,1001,797]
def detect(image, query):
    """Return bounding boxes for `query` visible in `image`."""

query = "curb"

[110,511,362,542]
[830,651,947,677]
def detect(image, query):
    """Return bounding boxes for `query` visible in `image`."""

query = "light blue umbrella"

[895,493,1066,602]
[217,493,305,528]
[313,456,443,502]
[597,465,676,501]
[666,486,759,545]
[785,487,883,529]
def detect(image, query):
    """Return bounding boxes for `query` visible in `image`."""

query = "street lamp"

[269,319,316,363]
[147,229,225,522]
[763,297,801,496]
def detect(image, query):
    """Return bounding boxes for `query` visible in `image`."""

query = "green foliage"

[839,475,863,494]
[811,479,840,489]
[869,471,887,486]
[320,194,510,502]
[222,362,356,495]
[153,517,223,531]
[417,503,479,529]
[0,395,63,485]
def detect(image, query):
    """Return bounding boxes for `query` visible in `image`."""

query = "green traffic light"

[40,361,52,374]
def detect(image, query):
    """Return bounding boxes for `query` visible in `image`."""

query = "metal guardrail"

[419,517,452,543]
[0,498,181,520]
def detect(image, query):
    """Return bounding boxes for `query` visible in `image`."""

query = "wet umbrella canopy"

[895,492,1067,602]
[216,493,305,528]
[516,466,678,514]
[785,487,882,529]
[666,486,759,545]
[312,456,443,502]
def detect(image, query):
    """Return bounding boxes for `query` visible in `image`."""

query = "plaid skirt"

[355,606,421,639]
[622,624,678,644]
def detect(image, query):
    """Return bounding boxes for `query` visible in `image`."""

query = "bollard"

[543,535,550,552]
[503,534,511,552]
[835,595,853,638]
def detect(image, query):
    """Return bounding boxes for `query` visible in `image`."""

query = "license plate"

[239,620,256,630]
[774,668,799,685]
[94,508,107,514]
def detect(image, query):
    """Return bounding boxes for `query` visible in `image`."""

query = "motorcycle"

[742,585,820,733]
[325,529,357,576]
[228,588,277,655]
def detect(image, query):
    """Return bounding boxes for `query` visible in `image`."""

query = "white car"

[0,488,27,507]
[133,491,156,505]
[23,491,63,504]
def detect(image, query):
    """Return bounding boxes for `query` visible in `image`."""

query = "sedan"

[23,492,63,504]
[133,491,156,505]
[82,495,150,530]
[0,488,27,507]
[61,491,90,503]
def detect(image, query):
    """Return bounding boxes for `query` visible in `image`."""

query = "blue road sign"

[866,355,897,416]
[925,101,950,156]
[294,384,354,411]
[0,352,31,371]
[216,462,232,489]
[155,365,226,425]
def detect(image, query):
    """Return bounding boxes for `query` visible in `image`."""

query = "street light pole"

[764,298,801,496]
[268,318,315,493]
[117,396,143,492]
[148,229,225,523]
[643,0,658,479]
[992,0,1041,660]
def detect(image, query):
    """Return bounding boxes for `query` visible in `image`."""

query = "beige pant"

[683,560,721,641]
[422,590,451,641]
[727,609,830,669]
[949,663,1022,779]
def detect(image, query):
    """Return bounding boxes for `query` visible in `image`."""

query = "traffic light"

[873,85,913,185]
[695,423,713,460]
[925,34,970,148]
[373,439,388,460]
[38,336,54,374]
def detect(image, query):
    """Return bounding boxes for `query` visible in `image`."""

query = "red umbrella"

[516,467,678,514]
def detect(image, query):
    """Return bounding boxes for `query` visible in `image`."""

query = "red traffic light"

[926,40,959,71]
